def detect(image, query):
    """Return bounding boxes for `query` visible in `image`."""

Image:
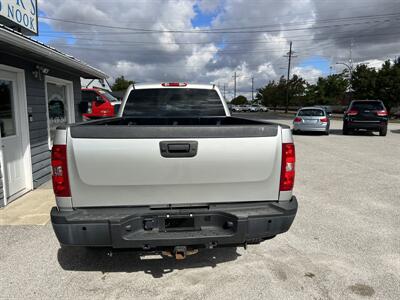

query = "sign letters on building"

[0,0,38,35]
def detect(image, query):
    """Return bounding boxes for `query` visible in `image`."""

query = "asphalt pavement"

[1,113,399,299]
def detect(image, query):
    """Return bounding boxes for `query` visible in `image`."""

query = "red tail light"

[293,117,302,123]
[162,82,187,87]
[320,117,328,123]
[347,110,358,116]
[51,145,71,197]
[376,110,388,117]
[280,143,296,191]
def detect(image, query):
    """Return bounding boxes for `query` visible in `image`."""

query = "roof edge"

[0,25,108,79]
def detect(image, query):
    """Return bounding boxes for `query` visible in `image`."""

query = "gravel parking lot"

[1,114,399,300]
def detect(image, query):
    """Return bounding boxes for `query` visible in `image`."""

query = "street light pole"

[336,62,353,90]
[336,61,354,101]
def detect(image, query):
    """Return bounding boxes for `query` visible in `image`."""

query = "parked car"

[259,106,269,112]
[242,105,252,112]
[314,105,332,116]
[293,107,330,135]
[343,100,388,136]
[249,105,260,112]
[80,88,122,121]
[50,82,297,259]
[231,105,243,112]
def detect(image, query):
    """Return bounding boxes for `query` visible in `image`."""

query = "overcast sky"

[36,0,400,99]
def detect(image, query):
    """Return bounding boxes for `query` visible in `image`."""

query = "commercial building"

[0,24,107,206]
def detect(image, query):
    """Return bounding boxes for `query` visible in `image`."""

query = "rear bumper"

[344,119,387,130]
[51,197,298,249]
[293,123,328,131]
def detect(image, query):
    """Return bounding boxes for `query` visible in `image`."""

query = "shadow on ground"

[293,131,329,136]
[391,129,400,134]
[329,129,376,136]
[58,246,240,278]
[293,129,378,136]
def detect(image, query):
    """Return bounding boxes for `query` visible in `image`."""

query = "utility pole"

[284,41,296,113]
[251,76,254,102]
[233,72,237,99]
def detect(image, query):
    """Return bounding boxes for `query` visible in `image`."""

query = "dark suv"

[343,100,388,136]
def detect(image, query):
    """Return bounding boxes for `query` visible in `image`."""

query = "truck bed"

[64,116,286,208]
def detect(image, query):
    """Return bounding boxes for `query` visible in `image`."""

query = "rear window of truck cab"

[298,109,325,116]
[123,88,225,117]
[350,101,384,110]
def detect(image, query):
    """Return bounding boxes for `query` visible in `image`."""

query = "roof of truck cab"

[133,83,216,89]
[299,107,325,110]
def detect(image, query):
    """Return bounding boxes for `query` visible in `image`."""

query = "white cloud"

[292,66,323,83]
[197,0,221,14]
[36,0,400,99]
[360,59,386,70]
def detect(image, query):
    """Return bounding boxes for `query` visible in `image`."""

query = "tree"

[350,60,400,111]
[111,76,134,91]
[287,74,307,107]
[255,60,400,112]
[375,60,400,111]
[256,76,287,110]
[351,64,378,100]
[305,73,349,106]
[231,95,248,105]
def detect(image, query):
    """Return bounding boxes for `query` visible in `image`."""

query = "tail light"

[320,117,328,123]
[376,110,388,117]
[51,145,71,197]
[347,110,358,116]
[280,143,296,191]
[162,82,187,87]
[87,102,92,114]
[293,117,302,123]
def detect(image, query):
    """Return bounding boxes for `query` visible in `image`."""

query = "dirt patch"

[349,284,375,297]
[304,272,315,278]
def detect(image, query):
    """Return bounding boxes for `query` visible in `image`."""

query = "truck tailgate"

[67,126,282,207]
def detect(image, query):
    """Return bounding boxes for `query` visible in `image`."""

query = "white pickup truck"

[50,83,297,257]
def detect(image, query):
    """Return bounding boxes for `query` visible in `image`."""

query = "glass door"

[46,81,69,147]
[0,71,27,198]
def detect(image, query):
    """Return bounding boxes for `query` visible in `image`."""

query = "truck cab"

[80,88,121,121]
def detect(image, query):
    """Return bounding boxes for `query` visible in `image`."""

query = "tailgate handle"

[168,144,190,152]
[160,141,198,158]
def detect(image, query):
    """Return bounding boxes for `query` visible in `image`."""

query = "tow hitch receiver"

[174,246,187,260]
[162,246,199,260]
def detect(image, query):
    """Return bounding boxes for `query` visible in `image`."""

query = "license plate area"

[161,216,199,232]
[304,119,317,124]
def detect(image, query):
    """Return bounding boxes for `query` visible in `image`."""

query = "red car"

[80,88,121,121]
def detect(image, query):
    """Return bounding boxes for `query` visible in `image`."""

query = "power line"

[38,12,400,34]
[46,42,337,56]
[40,11,400,31]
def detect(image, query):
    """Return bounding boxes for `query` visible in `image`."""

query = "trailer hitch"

[162,246,199,260]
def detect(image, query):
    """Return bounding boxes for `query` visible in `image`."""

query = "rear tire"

[292,129,298,135]
[379,126,387,136]
[342,125,349,135]
[324,130,330,136]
